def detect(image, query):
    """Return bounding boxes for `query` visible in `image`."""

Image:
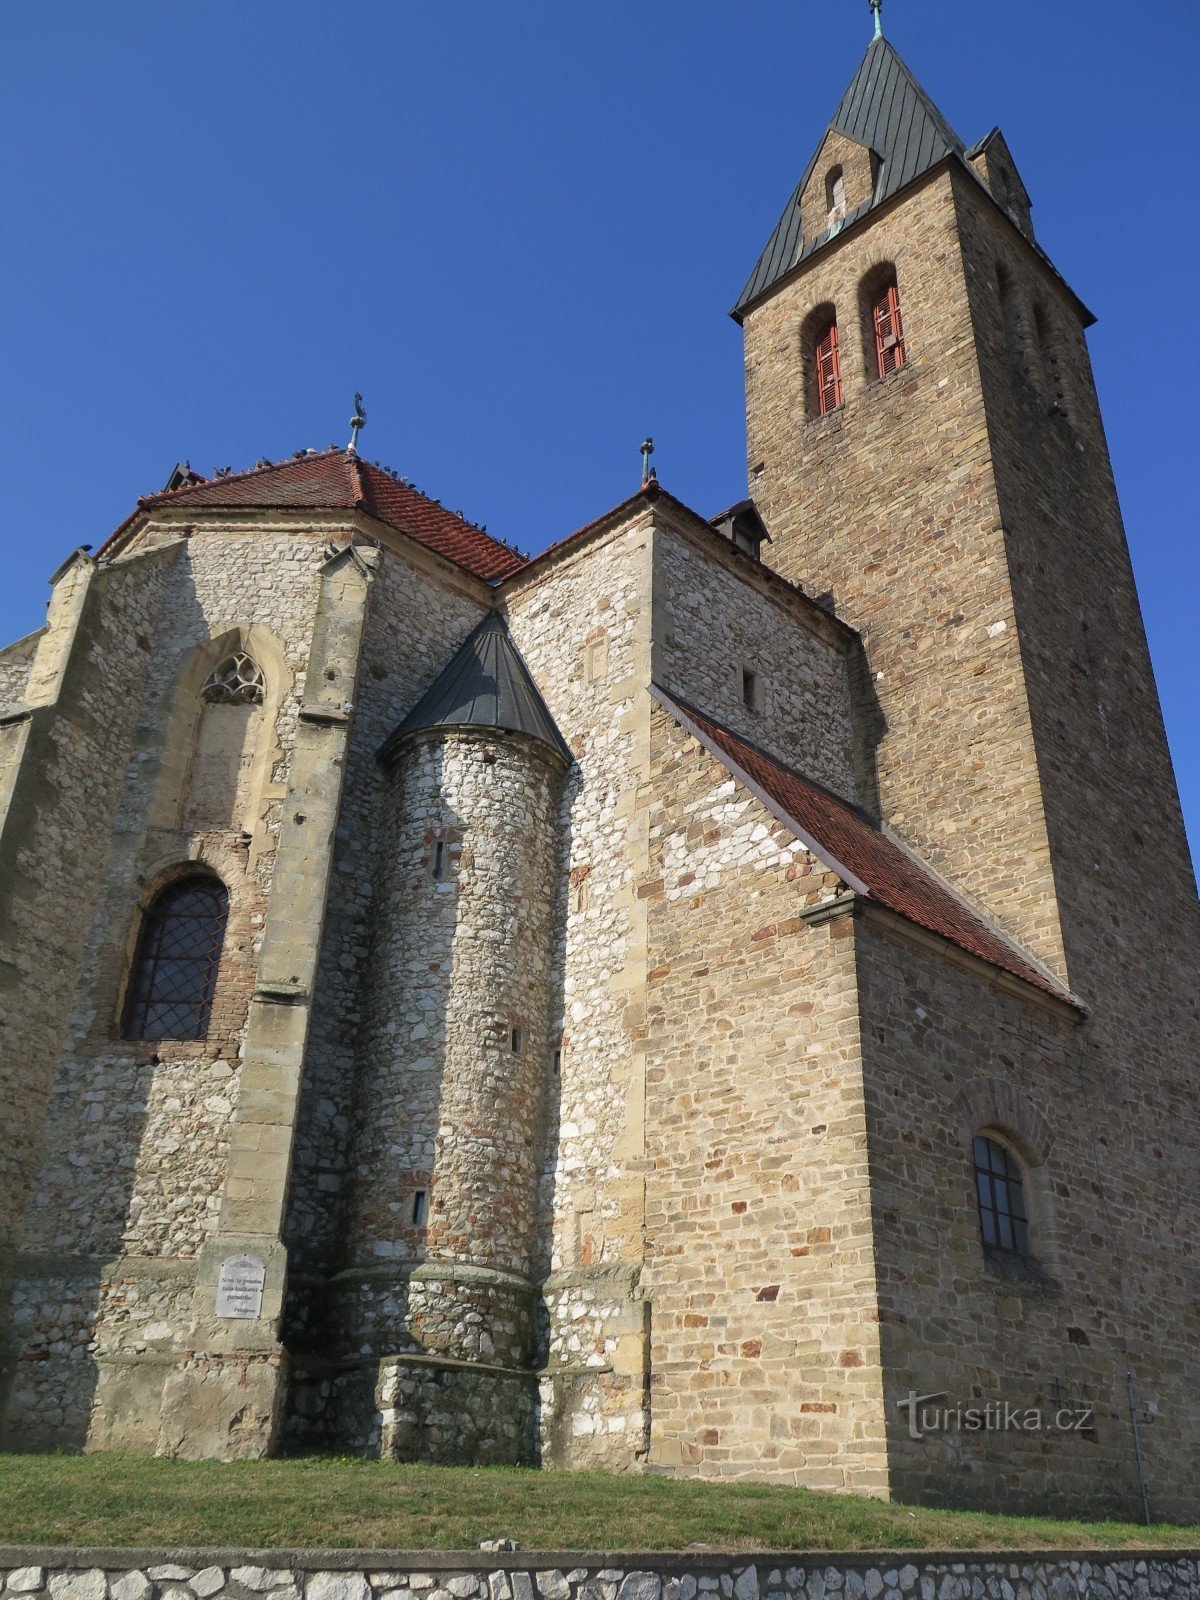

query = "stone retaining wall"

[1,1549,1197,1600]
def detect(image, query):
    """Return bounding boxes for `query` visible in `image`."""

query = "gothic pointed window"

[872,278,907,378]
[123,875,229,1041]
[813,316,842,416]
[201,653,264,705]
[973,1135,1031,1259]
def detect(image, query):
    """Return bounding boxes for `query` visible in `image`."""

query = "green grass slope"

[0,1457,1197,1553]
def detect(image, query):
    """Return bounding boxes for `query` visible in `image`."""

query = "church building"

[1,17,1197,1522]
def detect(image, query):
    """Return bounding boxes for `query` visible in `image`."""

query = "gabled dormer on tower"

[735,35,968,317]
[967,127,1035,241]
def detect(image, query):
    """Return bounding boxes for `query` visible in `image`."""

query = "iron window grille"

[123,876,229,1041]
[974,1134,1031,1258]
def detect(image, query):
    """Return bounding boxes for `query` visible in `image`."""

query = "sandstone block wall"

[742,168,1068,977]
[641,709,888,1493]
[653,524,856,801]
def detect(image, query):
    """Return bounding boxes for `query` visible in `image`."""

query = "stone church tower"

[0,23,1197,1521]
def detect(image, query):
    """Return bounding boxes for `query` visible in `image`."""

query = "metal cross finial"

[348,392,367,453]
[640,435,656,486]
[869,0,884,39]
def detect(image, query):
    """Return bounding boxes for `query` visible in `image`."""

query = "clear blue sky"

[2,1,1196,868]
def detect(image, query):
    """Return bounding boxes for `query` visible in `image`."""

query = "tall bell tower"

[734,23,1199,1015]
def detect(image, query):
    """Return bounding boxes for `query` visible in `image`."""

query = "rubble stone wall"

[0,1550,1196,1600]
[504,514,657,1468]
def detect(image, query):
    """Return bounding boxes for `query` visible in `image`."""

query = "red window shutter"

[873,282,906,378]
[815,320,842,415]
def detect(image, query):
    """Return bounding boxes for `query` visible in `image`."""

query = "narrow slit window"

[411,1190,428,1227]
[873,280,906,378]
[814,318,842,415]
[742,667,760,713]
[432,840,445,880]
[973,1135,1031,1259]
[552,1047,562,1077]
[826,166,846,224]
[510,1024,524,1055]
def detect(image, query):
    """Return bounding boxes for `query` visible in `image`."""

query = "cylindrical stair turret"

[332,612,569,1463]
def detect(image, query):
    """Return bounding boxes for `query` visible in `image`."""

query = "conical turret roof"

[378,611,571,764]
[734,37,966,318]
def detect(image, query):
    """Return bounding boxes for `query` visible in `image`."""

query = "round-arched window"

[123,875,229,1041]
[973,1134,1031,1258]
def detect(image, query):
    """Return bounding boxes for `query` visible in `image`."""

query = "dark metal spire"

[640,436,656,486]
[348,392,367,453]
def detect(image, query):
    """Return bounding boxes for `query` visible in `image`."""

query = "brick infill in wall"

[2,1548,1198,1599]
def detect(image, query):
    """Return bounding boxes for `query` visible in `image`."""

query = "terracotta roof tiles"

[655,686,1078,1009]
[97,448,526,583]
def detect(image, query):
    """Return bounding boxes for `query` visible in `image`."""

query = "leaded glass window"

[974,1135,1030,1259]
[201,653,264,705]
[123,876,229,1041]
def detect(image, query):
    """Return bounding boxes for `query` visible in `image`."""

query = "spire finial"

[640,435,656,486]
[348,392,367,453]
[870,0,884,38]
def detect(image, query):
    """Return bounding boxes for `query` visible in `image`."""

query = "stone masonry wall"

[742,169,1068,979]
[345,730,563,1288]
[1,552,177,1259]
[283,543,486,1375]
[653,524,856,801]
[641,708,889,1493]
[320,726,563,1458]
[852,911,1200,1523]
[3,1550,1196,1600]
[1,521,343,1451]
[0,630,42,711]
[504,513,657,1468]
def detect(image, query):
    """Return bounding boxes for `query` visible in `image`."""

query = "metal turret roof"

[734,37,967,318]
[378,611,571,764]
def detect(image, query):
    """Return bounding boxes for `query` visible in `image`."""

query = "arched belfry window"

[123,875,229,1041]
[201,653,264,705]
[871,276,907,378]
[813,315,842,416]
[973,1134,1031,1258]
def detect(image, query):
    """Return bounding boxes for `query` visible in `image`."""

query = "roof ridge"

[851,36,965,155]
[141,446,344,507]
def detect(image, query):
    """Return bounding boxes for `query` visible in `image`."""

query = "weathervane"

[869,0,884,39]
[640,436,656,486]
[348,393,367,453]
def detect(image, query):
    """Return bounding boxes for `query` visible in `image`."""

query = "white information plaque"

[214,1253,266,1320]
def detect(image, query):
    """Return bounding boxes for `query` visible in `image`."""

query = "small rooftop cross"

[348,392,367,453]
[869,0,884,39]
[640,435,656,486]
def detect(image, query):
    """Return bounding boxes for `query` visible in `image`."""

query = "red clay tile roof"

[655,687,1078,1009]
[96,448,526,583]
